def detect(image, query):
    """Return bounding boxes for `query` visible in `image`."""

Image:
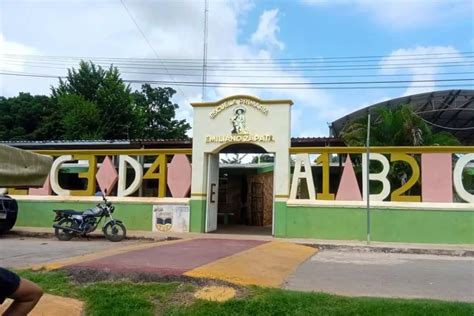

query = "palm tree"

[339,104,460,197]
[340,104,460,147]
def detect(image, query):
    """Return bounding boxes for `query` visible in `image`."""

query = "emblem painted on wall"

[154,207,173,232]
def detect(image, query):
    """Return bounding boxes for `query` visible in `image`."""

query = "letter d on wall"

[453,153,474,203]
[117,155,143,196]
[362,153,391,201]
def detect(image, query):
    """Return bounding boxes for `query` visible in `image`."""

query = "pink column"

[421,153,453,202]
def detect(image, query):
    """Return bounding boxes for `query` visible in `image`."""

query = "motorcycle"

[52,193,126,242]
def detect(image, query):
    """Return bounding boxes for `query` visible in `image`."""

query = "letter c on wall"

[50,155,72,196]
[453,153,474,203]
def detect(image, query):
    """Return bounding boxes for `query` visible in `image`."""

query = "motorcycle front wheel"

[103,221,126,242]
[54,218,76,241]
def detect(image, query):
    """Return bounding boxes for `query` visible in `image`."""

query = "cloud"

[1,0,338,138]
[379,45,463,96]
[301,0,472,30]
[0,34,42,96]
[251,9,284,50]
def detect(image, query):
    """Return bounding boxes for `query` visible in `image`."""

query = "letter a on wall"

[290,154,316,200]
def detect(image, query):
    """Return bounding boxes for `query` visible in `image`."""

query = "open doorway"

[207,143,274,236]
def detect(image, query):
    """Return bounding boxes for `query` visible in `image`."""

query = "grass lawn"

[16,270,474,316]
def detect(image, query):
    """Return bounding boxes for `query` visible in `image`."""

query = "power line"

[1,56,472,68]
[2,67,472,79]
[202,0,209,101]
[1,70,472,85]
[2,51,473,63]
[1,59,473,72]
[119,0,188,98]
[1,71,472,90]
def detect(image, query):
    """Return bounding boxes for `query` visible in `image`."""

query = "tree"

[340,104,460,146]
[220,154,248,164]
[251,154,274,163]
[58,94,102,140]
[132,84,190,139]
[339,104,461,197]
[51,61,136,139]
[0,93,57,141]
[1,61,191,141]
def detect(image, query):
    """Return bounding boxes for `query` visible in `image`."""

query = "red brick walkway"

[69,238,266,275]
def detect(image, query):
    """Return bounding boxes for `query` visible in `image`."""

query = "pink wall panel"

[421,153,453,202]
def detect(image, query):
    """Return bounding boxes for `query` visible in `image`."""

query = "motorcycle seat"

[54,209,83,215]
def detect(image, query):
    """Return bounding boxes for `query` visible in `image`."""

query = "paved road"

[0,237,139,268]
[284,250,474,302]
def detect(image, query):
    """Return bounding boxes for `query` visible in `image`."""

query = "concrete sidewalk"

[8,226,474,257]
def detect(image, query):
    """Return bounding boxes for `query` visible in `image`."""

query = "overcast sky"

[1,0,473,137]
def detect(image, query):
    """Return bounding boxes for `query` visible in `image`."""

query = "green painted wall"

[15,200,154,231]
[276,204,474,244]
[274,201,287,237]
[282,205,366,240]
[371,209,474,244]
[190,198,206,233]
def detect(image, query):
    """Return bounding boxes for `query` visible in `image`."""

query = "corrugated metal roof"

[331,89,474,145]
[1,137,344,149]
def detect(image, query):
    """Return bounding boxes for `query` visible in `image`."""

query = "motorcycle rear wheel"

[103,222,126,242]
[55,218,76,241]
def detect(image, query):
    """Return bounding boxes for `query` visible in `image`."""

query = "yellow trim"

[11,195,189,204]
[289,146,474,154]
[191,193,207,197]
[191,95,293,107]
[184,241,316,287]
[34,148,192,156]
[274,194,289,198]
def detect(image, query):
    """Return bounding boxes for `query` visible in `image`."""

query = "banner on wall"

[152,205,190,233]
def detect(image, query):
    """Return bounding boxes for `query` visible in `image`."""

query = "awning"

[0,144,53,188]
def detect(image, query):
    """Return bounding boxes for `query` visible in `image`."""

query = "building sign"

[209,97,269,119]
[205,135,275,143]
[206,104,275,144]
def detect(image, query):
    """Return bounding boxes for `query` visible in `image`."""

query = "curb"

[305,243,474,257]
[4,229,177,242]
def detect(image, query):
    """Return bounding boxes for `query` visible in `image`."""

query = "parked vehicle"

[0,144,53,234]
[52,193,126,242]
[0,195,18,234]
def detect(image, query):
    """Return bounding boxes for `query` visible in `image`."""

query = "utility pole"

[366,111,371,244]
[202,0,209,101]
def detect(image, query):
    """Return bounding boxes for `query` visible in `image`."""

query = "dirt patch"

[194,286,236,302]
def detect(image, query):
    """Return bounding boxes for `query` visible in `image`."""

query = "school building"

[3,90,473,244]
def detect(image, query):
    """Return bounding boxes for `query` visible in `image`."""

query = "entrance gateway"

[189,95,293,234]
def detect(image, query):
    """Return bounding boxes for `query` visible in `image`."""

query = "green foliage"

[0,61,190,141]
[170,287,474,316]
[251,154,275,163]
[15,270,78,297]
[0,93,57,140]
[340,104,460,146]
[13,271,474,316]
[52,61,135,139]
[81,282,178,316]
[58,94,102,139]
[132,84,190,139]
